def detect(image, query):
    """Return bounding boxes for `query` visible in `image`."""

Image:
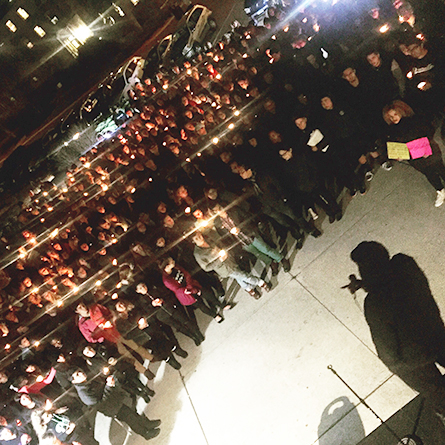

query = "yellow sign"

[387,142,410,160]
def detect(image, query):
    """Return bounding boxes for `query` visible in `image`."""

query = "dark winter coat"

[73,379,131,417]
[387,115,442,170]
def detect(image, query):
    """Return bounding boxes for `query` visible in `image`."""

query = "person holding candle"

[210,203,290,276]
[75,302,155,379]
[70,369,161,441]
[192,231,270,299]
[160,257,224,322]
[135,282,205,346]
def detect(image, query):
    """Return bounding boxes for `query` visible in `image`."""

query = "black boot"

[290,229,304,248]
[270,261,279,276]
[145,386,155,397]
[145,419,161,429]
[192,331,203,346]
[311,228,322,238]
[143,428,160,440]
[172,345,188,358]
[166,355,181,370]
[280,258,291,272]
[144,368,155,380]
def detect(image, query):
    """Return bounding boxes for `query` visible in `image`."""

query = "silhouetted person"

[350,241,445,423]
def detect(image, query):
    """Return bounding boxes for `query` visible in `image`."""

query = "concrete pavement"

[90,136,445,445]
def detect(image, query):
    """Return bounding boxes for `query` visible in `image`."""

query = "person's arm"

[78,319,101,343]
[194,249,218,272]
[178,265,200,293]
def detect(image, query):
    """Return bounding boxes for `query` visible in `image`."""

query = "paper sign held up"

[387,142,410,160]
[406,137,432,159]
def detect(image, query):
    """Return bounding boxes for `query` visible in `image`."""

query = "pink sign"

[406,137,433,159]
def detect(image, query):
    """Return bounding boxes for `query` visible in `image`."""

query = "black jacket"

[73,379,131,417]
[387,115,442,168]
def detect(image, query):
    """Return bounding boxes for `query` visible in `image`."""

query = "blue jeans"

[229,269,262,291]
[243,236,283,265]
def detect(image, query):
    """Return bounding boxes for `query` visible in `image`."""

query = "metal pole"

[327,364,402,442]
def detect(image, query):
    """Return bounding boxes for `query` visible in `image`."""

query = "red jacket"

[162,265,201,306]
[78,304,121,343]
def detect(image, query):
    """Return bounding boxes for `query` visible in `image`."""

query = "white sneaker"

[381,161,393,171]
[308,207,319,220]
[435,189,445,207]
[365,171,374,181]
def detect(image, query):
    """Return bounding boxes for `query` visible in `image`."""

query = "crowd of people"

[1,0,445,443]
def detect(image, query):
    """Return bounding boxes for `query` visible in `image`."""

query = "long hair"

[382,100,415,125]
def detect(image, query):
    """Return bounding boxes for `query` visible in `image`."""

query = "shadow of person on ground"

[318,396,365,445]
